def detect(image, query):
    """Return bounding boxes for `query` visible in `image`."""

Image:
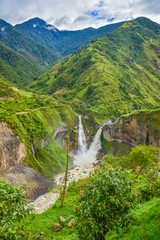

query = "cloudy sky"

[0,0,160,30]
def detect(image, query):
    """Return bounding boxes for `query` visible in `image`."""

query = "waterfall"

[89,127,102,153]
[78,115,88,153]
[73,116,118,166]
[31,141,35,157]
[73,116,102,166]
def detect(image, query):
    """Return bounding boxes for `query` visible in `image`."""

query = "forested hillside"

[0,41,43,87]
[0,19,59,75]
[15,17,124,57]
[32,17,160,122]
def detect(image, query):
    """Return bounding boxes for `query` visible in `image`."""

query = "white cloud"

[0,0,160,30]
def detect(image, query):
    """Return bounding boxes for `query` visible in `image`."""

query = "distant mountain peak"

[0,18,11,27]
[16,17,59,32]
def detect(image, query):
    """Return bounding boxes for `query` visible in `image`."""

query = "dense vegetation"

[0,77,76,178]
[0,17,124,89]
[14,145,160,239]
[0,19,59,76]
[0,42,43,87]
[15,17,123,58]
[1,16,160,240]
[31,17,160,122]
[0,180,33,239]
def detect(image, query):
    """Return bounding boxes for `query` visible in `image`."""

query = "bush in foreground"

[0,180,33,240]
[75,166,136,240]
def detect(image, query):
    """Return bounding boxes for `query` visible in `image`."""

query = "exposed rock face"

[0,121,52,200]
[103,117,160,147]
[0,163,53,200]
[0,121,26,171]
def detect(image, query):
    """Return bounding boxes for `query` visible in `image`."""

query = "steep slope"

[32,17,160,122]
[15,17,124,57]
[0,19,59,74]
[0,41,42,87]
[15,17,60,51]
[103,108,160,147]
[0,77,75,198]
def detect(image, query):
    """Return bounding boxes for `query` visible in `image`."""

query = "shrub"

[127,145,159,175]
[75,166,136,240]
[135,177,160,202]
[103,145,159,177]
[0,180,33,239]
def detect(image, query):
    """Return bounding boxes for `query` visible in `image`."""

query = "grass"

[106,198,160,240]
[20,180,160,240]
[21,188,79,240]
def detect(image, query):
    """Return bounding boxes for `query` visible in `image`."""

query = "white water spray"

[73,117,100,166]
[78,115,88,153]
[73,116,117,166]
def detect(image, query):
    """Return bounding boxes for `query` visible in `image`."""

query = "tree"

[104,145,159,177]
[75,166,135,240]
[127,145,159,176]
[0,179,33,240]
[61,121,72,207]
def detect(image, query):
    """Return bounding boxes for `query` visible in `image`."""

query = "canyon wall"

[0,121,68,199]
[103,111,160,147]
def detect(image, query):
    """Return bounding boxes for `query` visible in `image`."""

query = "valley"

[0,15,160,240]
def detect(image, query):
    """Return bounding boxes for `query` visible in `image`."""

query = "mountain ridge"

[14,17,124,57]
[31,17,160,122]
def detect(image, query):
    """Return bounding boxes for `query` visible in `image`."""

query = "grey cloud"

[54,16,71,29]
[73,15,90,24]
[0,0,160,30]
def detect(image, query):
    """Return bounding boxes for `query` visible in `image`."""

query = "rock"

[59,216,66,226]
[68,219,76,228]
[102,116,160,147]
[52,223,61,232]
[0,121,53,201]
[0,121,26,172]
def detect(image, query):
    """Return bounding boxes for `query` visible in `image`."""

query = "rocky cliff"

[0,121,71,199]
[0,121,54,199]
[102,110,160,147]
[0,121,26,172]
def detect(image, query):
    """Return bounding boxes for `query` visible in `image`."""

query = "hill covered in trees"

[31,17,160,122]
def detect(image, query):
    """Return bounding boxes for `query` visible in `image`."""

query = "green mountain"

[15,17,124,58]
[0,41,44,87]
[31,17,160,122]
[0,75,75,179]
[0,19,59,73]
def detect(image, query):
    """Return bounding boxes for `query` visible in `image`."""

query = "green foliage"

[103,145,160,203]
[15,17,123,59]
[19,188,79,240]
[31,17,160,122]
[126,145,159,173]
[0,179,33,240]
[0,41,44,87]
[106,198,160,240]
[75,166,135,240]
[135,178,160,202]
[19,175,160,240]
[35,140,68,179]
[0,19,59,82]
[0,77,76,178]
[104,145,159,174]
